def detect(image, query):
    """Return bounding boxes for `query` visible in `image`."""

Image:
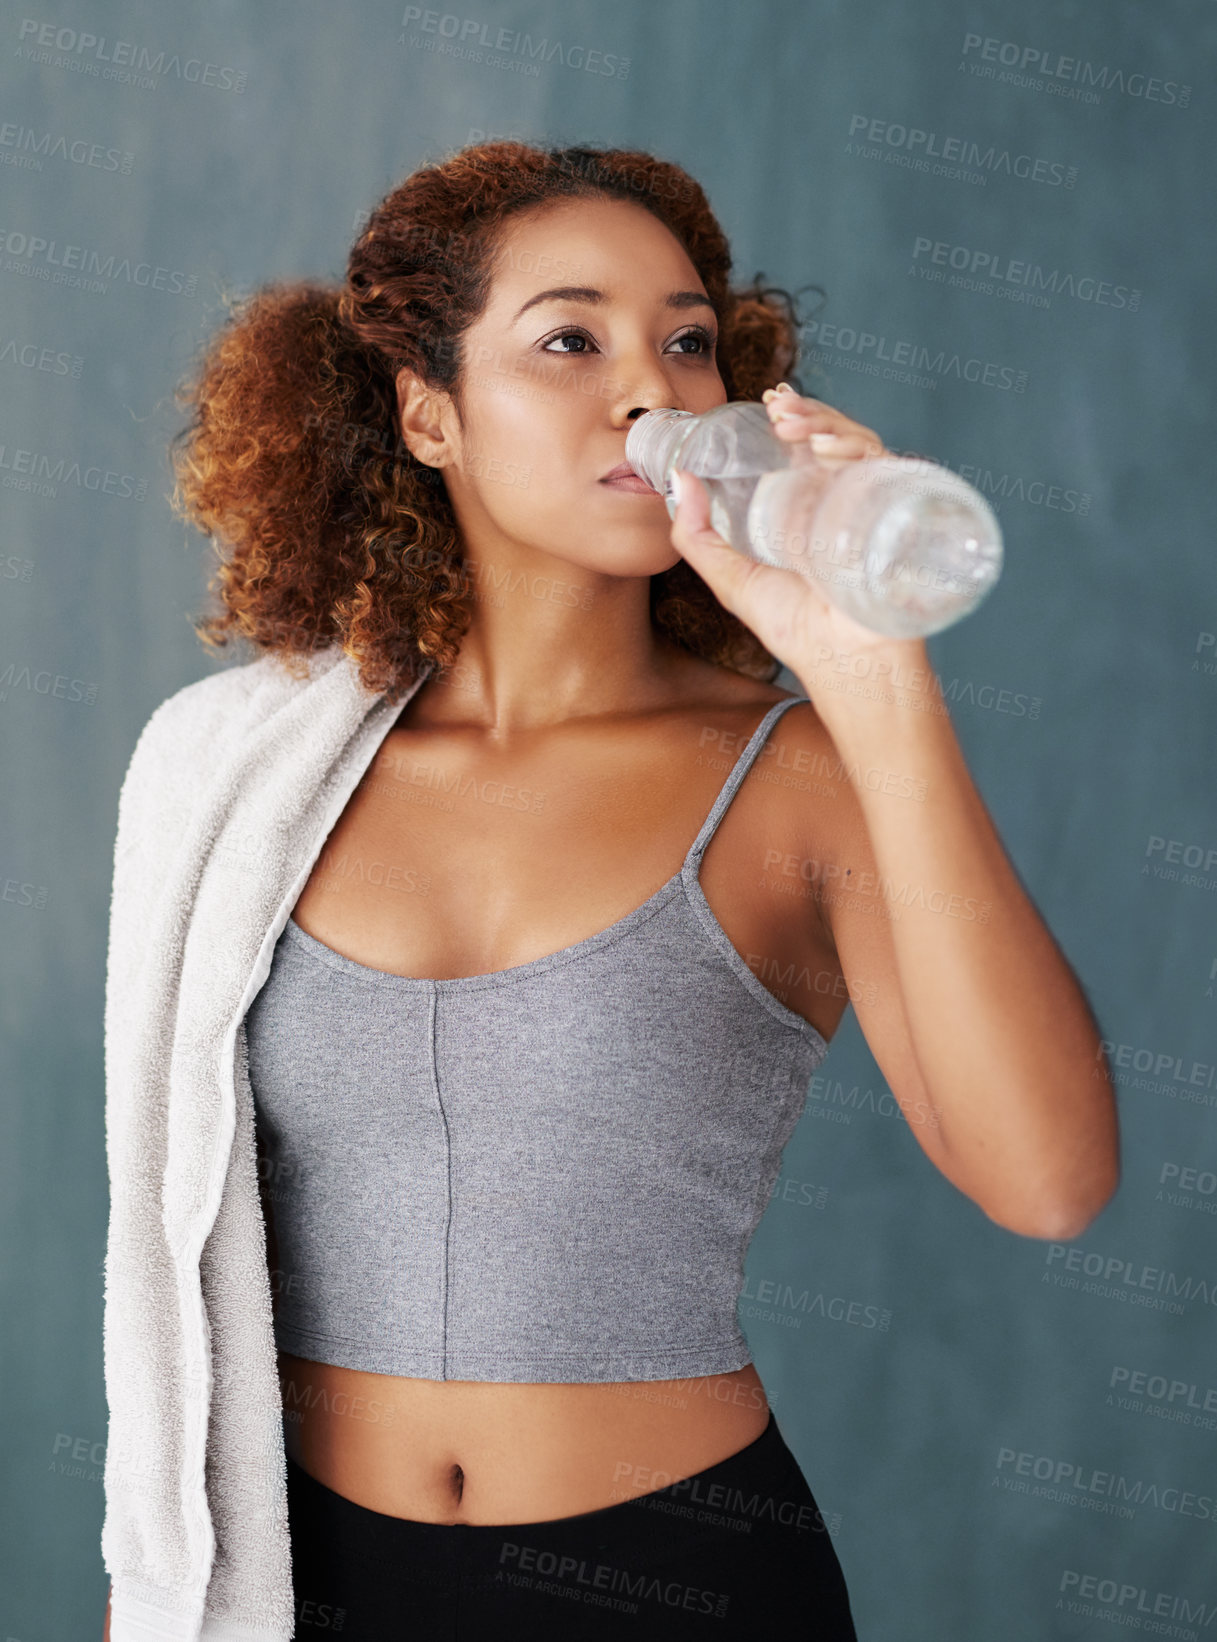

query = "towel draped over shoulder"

[101,643,431,1642]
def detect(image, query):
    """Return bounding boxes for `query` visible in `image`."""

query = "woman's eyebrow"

[511,286,715,324]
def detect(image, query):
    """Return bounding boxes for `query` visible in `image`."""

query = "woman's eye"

[670,329,713,354]
[542,330,594,354]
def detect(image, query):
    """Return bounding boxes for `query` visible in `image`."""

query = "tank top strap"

[685,694,811,867]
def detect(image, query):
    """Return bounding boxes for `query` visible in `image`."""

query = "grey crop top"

[245,693,830,1383]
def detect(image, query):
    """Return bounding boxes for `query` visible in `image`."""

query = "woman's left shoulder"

[675,661,828,752]
[707,666,824,735]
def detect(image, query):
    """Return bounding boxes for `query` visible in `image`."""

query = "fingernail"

[775,382,794,394]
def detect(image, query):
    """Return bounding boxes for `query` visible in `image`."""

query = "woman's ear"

[395,366,458,469]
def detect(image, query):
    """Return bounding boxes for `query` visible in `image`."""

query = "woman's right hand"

[104,1585,112,1641]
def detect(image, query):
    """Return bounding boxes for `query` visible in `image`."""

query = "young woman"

[103,140,1119,1641]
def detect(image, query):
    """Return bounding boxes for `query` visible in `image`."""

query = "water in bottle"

[625,401,1003,639]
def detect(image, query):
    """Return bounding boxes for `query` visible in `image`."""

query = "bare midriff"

[277,1353,771,1524]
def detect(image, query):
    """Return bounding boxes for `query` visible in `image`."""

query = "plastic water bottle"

[625,401,1003,639]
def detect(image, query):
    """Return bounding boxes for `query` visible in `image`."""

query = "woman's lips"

[600,472,660,494]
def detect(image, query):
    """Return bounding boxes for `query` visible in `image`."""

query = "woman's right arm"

[104,1585,111,1640]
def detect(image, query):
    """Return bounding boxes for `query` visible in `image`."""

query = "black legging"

[286,1409,859,1639]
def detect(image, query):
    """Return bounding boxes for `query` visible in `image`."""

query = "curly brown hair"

[170,140,815,704]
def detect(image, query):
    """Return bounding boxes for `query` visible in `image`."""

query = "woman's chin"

[525,530,685,581]
[603,544,685,578]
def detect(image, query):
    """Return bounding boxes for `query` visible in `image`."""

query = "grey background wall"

[1,0,1212,1636]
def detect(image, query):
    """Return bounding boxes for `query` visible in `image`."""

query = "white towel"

[102,641,432,1641]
